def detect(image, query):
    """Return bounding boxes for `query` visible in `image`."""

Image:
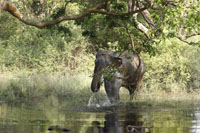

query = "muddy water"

[0,98,200,133]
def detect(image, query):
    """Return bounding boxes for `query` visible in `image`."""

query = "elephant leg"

[128,76,144,101]
[128,85,137,101]
[104,78,121,104]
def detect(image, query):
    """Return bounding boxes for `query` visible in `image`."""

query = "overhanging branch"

[19,3,105,28]
[1,0,149,29]
[92,6,148,16]
[132,13,149,39]
[186,32,200,39]
[137,0,155,28]
[176,36,200,45]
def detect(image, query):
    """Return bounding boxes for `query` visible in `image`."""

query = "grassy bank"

[0,70,200,105]
[0,71,93,102]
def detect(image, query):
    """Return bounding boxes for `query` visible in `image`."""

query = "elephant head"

[91,50,122,93]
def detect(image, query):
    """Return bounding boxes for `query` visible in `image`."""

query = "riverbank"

[0,71,199,107]
[0,71,93,102]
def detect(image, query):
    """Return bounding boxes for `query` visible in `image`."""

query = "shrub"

[142,38,200,93]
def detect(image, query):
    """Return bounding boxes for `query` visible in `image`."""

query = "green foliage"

[0,12,20,40]
[142,38,200,93]
[183,43,200,90]
[0,5,96,100]
[0,17,93,73]
[101,64,122,81]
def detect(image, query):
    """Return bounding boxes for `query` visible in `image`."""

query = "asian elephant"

[91,50,145,103]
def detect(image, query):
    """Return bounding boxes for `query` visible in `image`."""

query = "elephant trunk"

[91,73,101,92]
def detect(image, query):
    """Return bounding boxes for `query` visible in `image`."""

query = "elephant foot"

[109,97,119,105]
[129,94,134,101]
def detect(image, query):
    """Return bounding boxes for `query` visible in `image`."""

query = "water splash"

[87,93,111,107]
[87,94,99,107]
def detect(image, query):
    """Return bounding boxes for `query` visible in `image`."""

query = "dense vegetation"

[0,0,199,101]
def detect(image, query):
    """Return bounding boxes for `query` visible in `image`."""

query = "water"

[0,98,200,133]
[87,94,111,107]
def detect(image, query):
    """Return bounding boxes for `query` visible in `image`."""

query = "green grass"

[0,70,200,106]
[0,71,93,102]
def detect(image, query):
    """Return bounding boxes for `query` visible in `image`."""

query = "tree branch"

[1,0,149,29]
[137,0,155,28]
[92,6,148,16]
[185,32,200,39]
[19,3,105,28]
[132,13,149,38]
[110,17,135,50]
[176,36,199,45]
[128,0,136,12]
[64,0,72,12]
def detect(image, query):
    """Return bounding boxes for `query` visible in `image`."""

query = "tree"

[0,0,200,53]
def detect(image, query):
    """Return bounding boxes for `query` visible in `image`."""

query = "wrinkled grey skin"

[91,50,145,103]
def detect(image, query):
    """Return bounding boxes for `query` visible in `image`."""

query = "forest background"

[0,0,200,102]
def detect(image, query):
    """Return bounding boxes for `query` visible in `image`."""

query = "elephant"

[91,50,145,103]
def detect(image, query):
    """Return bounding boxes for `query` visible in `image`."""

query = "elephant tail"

[135,53,141,80]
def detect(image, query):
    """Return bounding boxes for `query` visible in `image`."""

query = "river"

[0,96,199,133]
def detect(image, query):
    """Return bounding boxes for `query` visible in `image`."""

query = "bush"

[142,38,200,93]
[0,19,94,73]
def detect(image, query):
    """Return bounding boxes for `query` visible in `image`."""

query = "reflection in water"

[0,99,199,133]
[191,111,200,133]
[103,113,124,133]
[91,113,122,133]
[91,113,146,133]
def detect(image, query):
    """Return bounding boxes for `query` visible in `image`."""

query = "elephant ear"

[112,57,122,67]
